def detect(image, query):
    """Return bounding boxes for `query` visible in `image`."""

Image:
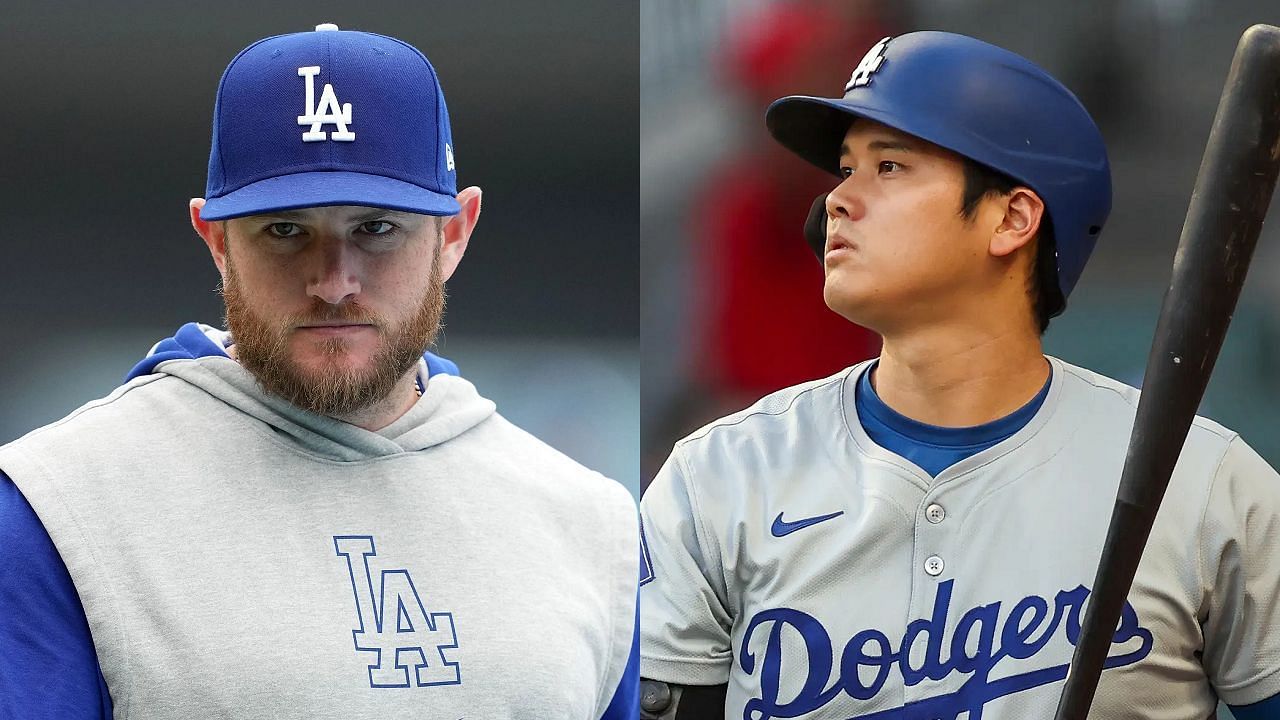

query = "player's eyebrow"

[256,209,309,221]
[348,208,413,222]
[254,208,414,222]
[840,138,918,156]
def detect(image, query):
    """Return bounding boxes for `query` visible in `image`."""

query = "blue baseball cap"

[200,23,459,221]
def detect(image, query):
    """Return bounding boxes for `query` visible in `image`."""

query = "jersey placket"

[901,480,965,707]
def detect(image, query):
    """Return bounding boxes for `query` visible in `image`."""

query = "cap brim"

[199,171,461,221]
[766,95,906,177]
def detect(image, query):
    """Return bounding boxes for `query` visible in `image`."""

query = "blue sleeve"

[1230,694,1280,720]
[0,473,112,719]
[599,598,640,720]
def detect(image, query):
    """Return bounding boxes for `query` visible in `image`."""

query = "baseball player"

[0,25,638,719]
[639,32,1280,719]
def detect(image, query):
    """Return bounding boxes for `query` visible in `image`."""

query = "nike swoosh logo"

[771,511,845,537]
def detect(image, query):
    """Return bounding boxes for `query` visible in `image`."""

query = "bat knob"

[640,679,676,719]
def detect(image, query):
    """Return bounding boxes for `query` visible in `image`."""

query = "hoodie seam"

[8,375,168,445]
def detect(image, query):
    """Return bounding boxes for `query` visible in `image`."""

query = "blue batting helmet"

[766,31,1111,316]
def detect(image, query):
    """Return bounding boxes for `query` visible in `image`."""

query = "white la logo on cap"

[445,144,455,172]
[297,66,354,142]
[845,36,891,92]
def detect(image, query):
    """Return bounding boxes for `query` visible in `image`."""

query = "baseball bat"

[1054,24,1280,720]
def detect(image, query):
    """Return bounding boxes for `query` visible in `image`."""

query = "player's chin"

[822,279,879,327]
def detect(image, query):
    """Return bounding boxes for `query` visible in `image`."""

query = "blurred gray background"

[642,2,1280,716]
[0,1,639,497]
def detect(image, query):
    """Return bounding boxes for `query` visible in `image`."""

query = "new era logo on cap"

[200,23,460,221]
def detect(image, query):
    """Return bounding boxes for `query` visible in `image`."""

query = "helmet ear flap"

[804,193,828,259]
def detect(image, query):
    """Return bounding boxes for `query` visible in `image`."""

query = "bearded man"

[0,24,638,720]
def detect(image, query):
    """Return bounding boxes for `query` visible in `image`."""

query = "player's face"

[219,206,447,416]
[821,119,1001,333]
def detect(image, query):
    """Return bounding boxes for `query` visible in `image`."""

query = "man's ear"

[989,188,1045,258]
[439,186,481,282]
[190,198,228,279]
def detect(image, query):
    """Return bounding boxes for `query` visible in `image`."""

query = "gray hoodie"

[0,349,637,719]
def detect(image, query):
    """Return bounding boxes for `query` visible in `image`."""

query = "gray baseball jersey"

[640,357,1280,719]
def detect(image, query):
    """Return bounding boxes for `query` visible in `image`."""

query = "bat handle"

[1054,501,1152,720]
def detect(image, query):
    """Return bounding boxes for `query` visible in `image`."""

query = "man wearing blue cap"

[638,32,1280,719]
[0,24,638,719]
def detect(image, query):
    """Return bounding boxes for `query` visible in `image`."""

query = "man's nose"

[826,175,867,222]
[307,239,361,305]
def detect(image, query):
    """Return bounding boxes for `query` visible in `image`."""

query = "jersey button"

[924,555,945,576]
[926,503,946,524]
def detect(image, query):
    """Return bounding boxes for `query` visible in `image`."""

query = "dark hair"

[959,159,1063,333]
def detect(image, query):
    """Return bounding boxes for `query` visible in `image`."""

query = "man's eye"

[879,160,902,173]
[266,222,302,238]
[360,221,395,235]
[840,166,854,178]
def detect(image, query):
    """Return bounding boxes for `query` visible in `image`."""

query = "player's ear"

[438,186,481,282]
[989,187,1045,258]
[190,198,229,278]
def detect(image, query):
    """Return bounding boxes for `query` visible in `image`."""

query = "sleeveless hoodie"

[0,334,637,719]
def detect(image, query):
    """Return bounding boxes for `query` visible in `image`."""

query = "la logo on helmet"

[845,36,892,92]
[297,65,355,142]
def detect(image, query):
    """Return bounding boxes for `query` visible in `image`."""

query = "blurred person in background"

[645,2,893,480]
[0,24,637,720]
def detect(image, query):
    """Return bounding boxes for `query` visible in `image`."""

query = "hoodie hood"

[125,322,493,460]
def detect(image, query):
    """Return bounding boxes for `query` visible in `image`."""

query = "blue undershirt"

[0,323,637,719]
[854,362,1050,477]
